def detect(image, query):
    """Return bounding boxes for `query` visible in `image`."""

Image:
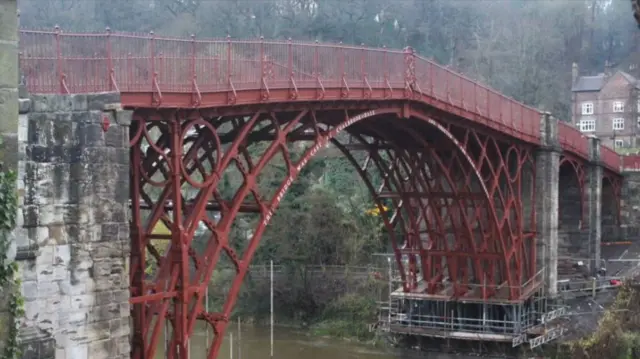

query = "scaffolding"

[375,254,561,350]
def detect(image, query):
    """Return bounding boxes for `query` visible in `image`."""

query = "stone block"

[18,113,28,143]
[0,41,18,89]
[31,94,73,113]
[58,278,95,296]
[21,336,56,359]
[0,0,18,43]
[77,122,105,148]
[86,92,121,111]
[88,304,120,324]
[94,273,125,292]
[0,132,18,169]
[67,343,89,359]
[59,309,87,327]
[70,321,111,344]
[19,98,31,113]
[22,280,38,302]
[115,109,133,127]
[19,84,28,99]
[104,125,129,148]
[113,289,129,304]
[87,339,113,359]
[115,334,131,355]
[43,295,70,314]
[71,94,89,111]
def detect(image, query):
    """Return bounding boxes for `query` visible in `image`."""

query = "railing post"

[227,34,231,88]
[149,31,156,93]
[190,34,201,106]
[360,42,365,87]
[288,37,294,99]
[459,75,463,108]
[260,35,265,81]
[54,25,63,94]
[403,46,415,98]
[226,34,235,104]
[429,61,433,97]
[383,45,389,98]
[190,34,196,87]
[106,27,114,92]
[127,52,132,92]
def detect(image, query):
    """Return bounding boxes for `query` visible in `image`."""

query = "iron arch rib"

[129,104,538,359]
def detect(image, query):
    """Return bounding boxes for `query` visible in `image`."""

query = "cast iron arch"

[128,103,534,359]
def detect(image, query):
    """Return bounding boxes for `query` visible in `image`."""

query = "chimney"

[605,60,612,77]
[572,63,579,84]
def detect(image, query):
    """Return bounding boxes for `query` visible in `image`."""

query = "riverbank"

[540,281,640,359]
[208,266,387,345]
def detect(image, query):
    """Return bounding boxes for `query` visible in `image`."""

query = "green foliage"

[560,282,640,359]
[0,168,23,359]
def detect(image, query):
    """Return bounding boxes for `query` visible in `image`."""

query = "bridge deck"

[18,29,625,173]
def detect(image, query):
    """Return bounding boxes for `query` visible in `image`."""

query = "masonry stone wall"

[0,0,20,354]
[535,113,560,298]
[557,175,587,277]
[14,93,131,359]
[601,184,621,242]
[620,170,640,240]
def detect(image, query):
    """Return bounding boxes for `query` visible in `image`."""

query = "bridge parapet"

[16,28,626,174]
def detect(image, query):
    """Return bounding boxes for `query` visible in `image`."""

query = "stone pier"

[586,137,602,273]
[535,112,560,298]
[15,93,132,359]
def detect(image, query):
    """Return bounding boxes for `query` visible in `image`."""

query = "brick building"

[571,61,640,149]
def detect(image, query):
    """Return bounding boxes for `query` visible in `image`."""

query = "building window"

[579,119,596,132]
[615,139,624,148]
[637,100,640,113]
[613,101,625,113]
[581,102,594,115]
[613,117,625,130]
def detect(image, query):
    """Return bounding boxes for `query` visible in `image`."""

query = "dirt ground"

[558,240,640,342]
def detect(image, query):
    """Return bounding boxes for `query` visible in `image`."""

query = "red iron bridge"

[18,28,640,358]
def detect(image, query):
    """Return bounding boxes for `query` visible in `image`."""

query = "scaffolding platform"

[389,276,544,305]
[378,270,556,346]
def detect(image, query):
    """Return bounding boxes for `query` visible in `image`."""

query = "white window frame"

[637,100,640,112]
[614,139,624,148]
[581,102,594,115]
[613,117,625,130]
[613,101,625,113]
[579,119,596,132]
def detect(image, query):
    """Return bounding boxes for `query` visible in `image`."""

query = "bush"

[563,282,640,359]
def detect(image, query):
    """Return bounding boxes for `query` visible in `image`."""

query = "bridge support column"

[16,93,132,359]
[586,137,602,274]
[0,0,19,170]
[620,171,640,241]
[535,112,560,298]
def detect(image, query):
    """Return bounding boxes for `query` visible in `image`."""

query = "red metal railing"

[622,154,640,170]
[601,146,622,172]
[557,121,589,160]
[18,28,626,173]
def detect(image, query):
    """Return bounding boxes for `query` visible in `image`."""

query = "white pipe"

[270,260,274,357]
[238,317,242,359]
[206,286,210,352]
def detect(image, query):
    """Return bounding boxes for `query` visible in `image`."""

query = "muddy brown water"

[153,324,483,359]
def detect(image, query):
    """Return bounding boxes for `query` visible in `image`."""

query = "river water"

[154,324,478,359]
